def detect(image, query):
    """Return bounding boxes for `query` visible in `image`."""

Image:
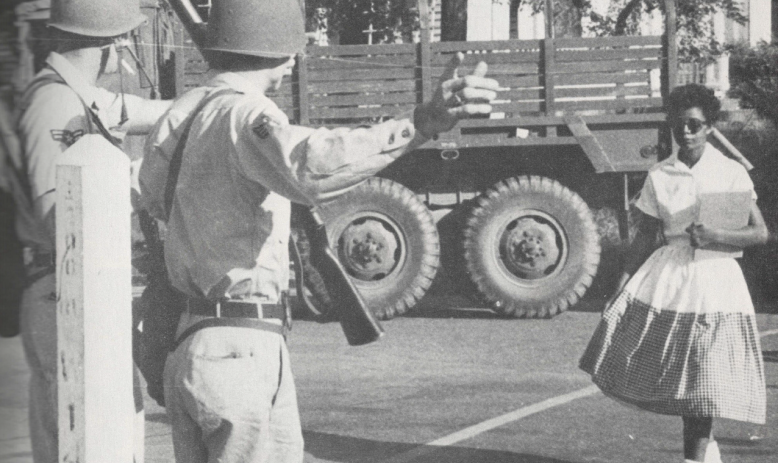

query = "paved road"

[2,305,777,463]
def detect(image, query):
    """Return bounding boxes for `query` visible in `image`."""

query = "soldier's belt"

[187,298,286,320]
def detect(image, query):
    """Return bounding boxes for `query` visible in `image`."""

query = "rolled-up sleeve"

[234,101,419,203]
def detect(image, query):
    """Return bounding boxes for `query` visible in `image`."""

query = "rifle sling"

[163,88,236,219]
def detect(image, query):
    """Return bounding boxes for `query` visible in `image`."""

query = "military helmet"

[206,0,307,58]
[49,0,146,37]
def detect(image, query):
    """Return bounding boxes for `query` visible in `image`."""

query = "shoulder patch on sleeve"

[253,116,271,139]
[252,108,286,139]
[50,129,85,147]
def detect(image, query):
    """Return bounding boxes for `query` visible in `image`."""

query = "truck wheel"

[463,176,600,318]
[311,178,439,320]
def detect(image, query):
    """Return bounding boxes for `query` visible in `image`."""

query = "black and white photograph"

[1,1,777,462]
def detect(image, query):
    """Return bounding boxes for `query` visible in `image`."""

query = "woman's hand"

[686,201,768,249]
[685,222,716,248]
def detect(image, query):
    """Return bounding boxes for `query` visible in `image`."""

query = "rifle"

[297,208,384,346]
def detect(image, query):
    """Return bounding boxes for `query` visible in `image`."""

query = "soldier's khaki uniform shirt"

[140,72,425,302]
[16,52,146,252]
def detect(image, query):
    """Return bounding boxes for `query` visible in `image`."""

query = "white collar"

[44,52,100,109]
[208,72,266,97]
[666,143,723,173]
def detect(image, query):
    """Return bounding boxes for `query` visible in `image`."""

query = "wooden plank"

[309,79,417,94]
[556,47,662,62]
[555,71,650,86]
[307,66,416,82]
[430,50,541,66]
[664,0,678,94]
[492,101,544,113]
[306,43,415,56]
[564,115,615,172]
[431,39,543,52]
[489,74,544,88]
[418,9,433,105]
[556,36,662,48]
[306,54,415,70]
[310,104,417,119]
[430,71,541,87]
[311,92,418,106]
[543,38,556,136]
[495,88,544,100]
[430,61,540,75]
[453,112,665,128]
[555,84,651,99]
[57,135,134,463]
[430,134,579,148]
[556,97,663,111]
[554,58,662,74]
[295,52,309,125]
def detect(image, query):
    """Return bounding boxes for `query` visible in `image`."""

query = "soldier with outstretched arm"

[138,0,499,462]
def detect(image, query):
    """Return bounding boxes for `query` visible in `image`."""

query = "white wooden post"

[56,134,134,463]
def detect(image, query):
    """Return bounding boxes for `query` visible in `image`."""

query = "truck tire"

[307,178,440,320]
[463,176,600,318]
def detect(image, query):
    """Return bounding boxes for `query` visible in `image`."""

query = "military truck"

[162,0,683,320]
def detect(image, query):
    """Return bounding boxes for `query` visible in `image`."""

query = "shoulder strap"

[13,75,71,204]
[19,71,120,147]
[163,88,236,220]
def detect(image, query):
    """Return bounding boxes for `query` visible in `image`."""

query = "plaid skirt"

[580,243,766,424]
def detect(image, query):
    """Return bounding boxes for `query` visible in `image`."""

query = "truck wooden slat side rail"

[181,34,669,173]
[169,0,680,320]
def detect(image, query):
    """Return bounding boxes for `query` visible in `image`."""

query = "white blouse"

[635,143,756,243]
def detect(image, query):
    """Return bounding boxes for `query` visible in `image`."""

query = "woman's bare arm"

[688,201,769,249]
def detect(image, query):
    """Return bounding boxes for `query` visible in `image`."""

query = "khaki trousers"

[20,274,145,463]
[163,311,304,463]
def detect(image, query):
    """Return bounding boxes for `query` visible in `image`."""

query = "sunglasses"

[671,118,707,135]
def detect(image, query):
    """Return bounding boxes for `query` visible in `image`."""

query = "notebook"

[694,191,753,261]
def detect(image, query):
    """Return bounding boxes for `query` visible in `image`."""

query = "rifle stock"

[306,210,384,346]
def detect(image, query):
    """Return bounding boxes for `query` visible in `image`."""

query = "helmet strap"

[115,39,129,127]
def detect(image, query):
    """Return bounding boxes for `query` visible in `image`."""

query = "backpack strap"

[163,88,236,220]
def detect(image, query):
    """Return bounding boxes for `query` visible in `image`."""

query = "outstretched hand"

[414,52,500,139]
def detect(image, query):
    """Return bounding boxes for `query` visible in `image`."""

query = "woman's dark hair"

[665,83,721,124]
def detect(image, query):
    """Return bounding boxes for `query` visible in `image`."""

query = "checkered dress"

[580,146,766,424]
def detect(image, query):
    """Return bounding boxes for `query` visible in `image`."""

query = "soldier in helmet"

[139,0,499,461]
[14,0,171,462]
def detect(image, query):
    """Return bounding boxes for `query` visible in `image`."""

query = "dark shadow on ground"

[762,351,778,363]
[303,430,576,463]
[405,306,505,319]
[716,436,764,447]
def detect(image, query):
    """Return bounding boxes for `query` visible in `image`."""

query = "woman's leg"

[682,417,713,461]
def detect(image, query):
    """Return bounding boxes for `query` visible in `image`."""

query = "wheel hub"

[340,219,398,281]
[500,218,560,280]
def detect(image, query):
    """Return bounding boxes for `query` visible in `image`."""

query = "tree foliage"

[308,0,747,64]
[305,0,422,45]
[528,0,748,64]
[728,41,778,127]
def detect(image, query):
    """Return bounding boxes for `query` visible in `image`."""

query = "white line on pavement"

[377,385,600,463]
[378,328,778,463]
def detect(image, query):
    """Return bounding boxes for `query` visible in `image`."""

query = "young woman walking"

[580,84,768,463]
